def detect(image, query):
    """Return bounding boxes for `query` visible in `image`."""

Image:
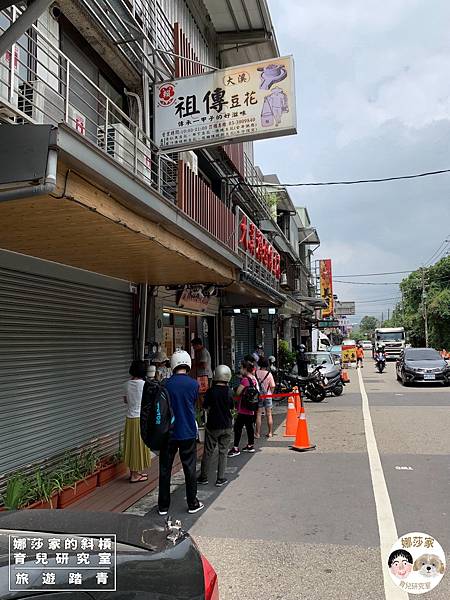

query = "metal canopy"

[299,227,321,245]
[202,0,279,66]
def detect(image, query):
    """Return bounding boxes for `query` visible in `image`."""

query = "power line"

[334,270,412,277]
[256,168,450,188]
[334,280,401,285]
[423,236,450,266]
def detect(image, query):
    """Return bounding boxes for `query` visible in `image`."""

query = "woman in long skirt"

[123,360,151,483]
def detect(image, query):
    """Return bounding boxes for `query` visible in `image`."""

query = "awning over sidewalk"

[0,193,235,285]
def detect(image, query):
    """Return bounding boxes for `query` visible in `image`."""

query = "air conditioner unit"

[97,122,152,182]
[18,80,64,124]
[179,150,198,175]
[17,79,87,135]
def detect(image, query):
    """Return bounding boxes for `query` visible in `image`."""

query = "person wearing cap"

[252,344,264,363]
[152,350,171,381]
[158,350,204,515]
[197,365,234,487]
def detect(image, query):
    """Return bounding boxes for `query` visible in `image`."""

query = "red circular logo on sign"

[158,84,176,106]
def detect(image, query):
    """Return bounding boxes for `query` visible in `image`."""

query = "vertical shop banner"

[237,208,281,280]
[154,56,296,151]
[320,259,334,317]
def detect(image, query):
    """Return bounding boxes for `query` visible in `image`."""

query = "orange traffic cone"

[290,404,316,452]
[341,369,350,383]
[284,394,299,437]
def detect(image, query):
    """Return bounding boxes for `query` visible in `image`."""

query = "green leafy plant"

[1,472,34,510]
[278,339,296,370]
[30,470,59,505]
[109,432,124,465]
[195,408,205,428]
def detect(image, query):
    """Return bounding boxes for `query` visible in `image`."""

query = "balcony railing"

[0,9,176,202]
[177,160,236,251]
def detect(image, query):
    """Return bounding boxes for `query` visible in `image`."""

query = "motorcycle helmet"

[268,355,276,364]
[170,350,192,371]
[297,344,306,352]
[213,364,232,383]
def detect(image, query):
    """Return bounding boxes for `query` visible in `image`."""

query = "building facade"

[0,0,318,476]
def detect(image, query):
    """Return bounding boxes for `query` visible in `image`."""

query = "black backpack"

[140,380,173,451]
[241,377,260,411]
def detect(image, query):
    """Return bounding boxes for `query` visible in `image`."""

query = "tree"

[389,256,450,348]
[359,316,379,338]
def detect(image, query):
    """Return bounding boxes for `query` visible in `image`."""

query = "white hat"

[147,365,156,379]
[170,350,192,371]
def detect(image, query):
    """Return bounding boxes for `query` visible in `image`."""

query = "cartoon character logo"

[389,550,413,580]
[413,554,445,578]
[158,84,176,107]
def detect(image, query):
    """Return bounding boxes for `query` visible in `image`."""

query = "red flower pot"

[98,462,127,486]
[59,472,99,508]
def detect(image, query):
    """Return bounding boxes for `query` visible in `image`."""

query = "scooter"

[285,366,327,402]
[375,354,386,373]
[324,371,344,396]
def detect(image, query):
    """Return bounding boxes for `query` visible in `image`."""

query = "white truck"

[311,329,331,352]
[373,327,406,359]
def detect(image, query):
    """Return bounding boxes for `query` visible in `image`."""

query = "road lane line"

[358,368,408,600]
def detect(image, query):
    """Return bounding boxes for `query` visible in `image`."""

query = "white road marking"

[358,368,409,600]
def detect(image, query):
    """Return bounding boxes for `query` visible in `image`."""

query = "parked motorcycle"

[284,366,327,402]
[324,370,344,396]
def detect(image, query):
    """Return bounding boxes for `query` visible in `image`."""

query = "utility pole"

[387,308,390,322]
[421,267,429,347]
[381,311,384,325]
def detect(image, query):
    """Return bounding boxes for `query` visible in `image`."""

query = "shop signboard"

[154,56,296,151]
[320,259,334,317]
[335,301,355,316]
[318,319,339,328]
[177,287,210,312]
[237,208,281,280]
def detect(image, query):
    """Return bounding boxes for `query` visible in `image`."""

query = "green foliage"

[389,256,450,348]
[1,472,34,510]
[359,316,379,337]
[278,339,296,370]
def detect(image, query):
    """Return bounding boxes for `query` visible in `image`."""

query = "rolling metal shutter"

[234,314,256,368]
[0,262,133,475]
[261,319,274,359]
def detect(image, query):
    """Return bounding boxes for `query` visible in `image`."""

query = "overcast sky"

[255,0,450,323]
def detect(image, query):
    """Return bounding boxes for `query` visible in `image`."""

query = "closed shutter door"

[234,315,257,368]
[234,314,249,368]
[0,265,133,474]
[261,319,274,358]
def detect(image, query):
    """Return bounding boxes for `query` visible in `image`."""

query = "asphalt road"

[131,357,450,599]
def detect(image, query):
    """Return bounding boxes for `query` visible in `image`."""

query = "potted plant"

[58,449,100,508]
[26,470,59,509]
[1,472,34,510]
[98,434,126,486]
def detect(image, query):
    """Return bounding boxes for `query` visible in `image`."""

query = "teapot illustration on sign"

[258,63,288,90]
[261,87,289,127]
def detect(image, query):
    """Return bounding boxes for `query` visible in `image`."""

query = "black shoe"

[188,501,205,514]
[215,478,228,487]
[242,445,256,453]
[197,477,209,485]
[228,448,240,457]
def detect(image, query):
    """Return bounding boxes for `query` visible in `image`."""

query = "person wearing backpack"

[157,350,204,515]
[255,356,276,438]
[228,360,259,457]
[123,360,151,483]
[197,365,234,487]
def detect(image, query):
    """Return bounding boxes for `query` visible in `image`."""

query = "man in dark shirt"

[296,343,309,377]
[158,350,204,515]
[197,365,234,487]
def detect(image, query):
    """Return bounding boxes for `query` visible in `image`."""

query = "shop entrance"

[162,309,217,369]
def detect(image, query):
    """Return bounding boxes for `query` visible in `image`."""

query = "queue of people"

[122,341,276,515]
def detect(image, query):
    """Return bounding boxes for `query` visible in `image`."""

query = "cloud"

[255,0,450,321]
